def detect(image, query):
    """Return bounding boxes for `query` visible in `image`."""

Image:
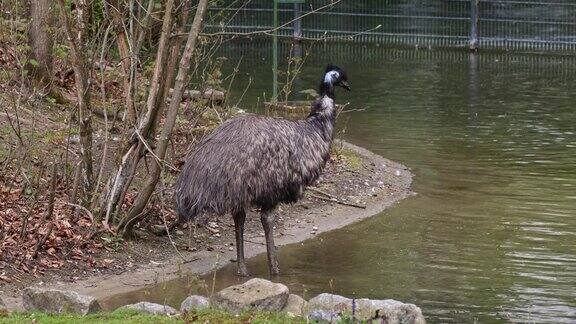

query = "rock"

[68,134,80,144]
[355,298,425,323]
[308,309,341,322]
[282,294,307,317]
[119,301,178,315]
[211,278,289,314]
[180,295,210,312]
[22,287,101,315]
[306,293,351,316]
[306,293,425,323]
[0,297,6,310]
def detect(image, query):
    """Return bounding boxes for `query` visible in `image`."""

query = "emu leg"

[232,209,249,276]
[261,207,280,275]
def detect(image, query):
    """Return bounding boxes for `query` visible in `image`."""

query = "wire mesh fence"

[204,0,576,53]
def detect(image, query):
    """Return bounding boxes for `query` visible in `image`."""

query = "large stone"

[355,298,425,323]
[282,294,307,317]
[22,287,101,315]
[0,297,6,310]
[180,295,210,312]
[306,293,425,323]
[211,278,289,314]
[119,301,178,315]
[308,309,341,322]
[306,293,351,316]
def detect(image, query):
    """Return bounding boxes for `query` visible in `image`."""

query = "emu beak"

[340,81,351,91]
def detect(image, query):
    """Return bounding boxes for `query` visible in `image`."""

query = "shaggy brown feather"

[175,96,336,220]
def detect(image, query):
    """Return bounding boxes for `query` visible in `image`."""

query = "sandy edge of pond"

[2,141,414,310]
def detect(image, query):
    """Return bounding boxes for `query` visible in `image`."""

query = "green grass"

[337,147,364,171]
[0,309,306,324]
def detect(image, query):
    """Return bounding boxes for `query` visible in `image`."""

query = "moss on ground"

[336,147,364,171]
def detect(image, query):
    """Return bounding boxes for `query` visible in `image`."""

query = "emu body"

[175,65,349,275]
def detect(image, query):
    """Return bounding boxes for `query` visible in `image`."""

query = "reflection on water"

[108,44,576,323]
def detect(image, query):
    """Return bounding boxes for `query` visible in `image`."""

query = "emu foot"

[237,263,250,277]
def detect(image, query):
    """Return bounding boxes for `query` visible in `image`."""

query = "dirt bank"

[1,141,413,310]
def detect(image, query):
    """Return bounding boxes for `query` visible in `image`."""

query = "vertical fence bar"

[272,0,278,101]
[293,3,302,41]
[469,0,479,52]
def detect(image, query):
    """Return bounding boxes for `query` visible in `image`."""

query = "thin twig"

[179,0,344,38]
[160,211,187,262]
[63,202,95,223]
[20,197,40,240]
[244,239,266,246]
[32,223,53,259]
[42,161,59,222]
[308,187,337,199]
[133,128,178,172]
[308,193,366,209]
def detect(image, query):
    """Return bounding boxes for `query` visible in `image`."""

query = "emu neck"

[306,96,336,141]
[319,81,335,99]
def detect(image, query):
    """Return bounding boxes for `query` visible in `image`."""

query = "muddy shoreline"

[2,141,414,310]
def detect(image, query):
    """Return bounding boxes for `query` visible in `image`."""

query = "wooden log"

[168,88,226,104]
[264,101,343,119]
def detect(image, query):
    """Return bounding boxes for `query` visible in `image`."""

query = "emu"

[175,64,350,276]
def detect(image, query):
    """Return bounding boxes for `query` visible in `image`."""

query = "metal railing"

[204,0,576,53]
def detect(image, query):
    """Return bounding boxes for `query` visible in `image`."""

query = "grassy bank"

[0,309,307,324]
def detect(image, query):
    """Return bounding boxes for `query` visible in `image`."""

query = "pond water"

[110,43,576,322]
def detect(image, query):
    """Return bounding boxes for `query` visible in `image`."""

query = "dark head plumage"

[319,64,350,98]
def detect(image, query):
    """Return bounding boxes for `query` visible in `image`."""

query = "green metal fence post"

[293,3,302,41]
[469,0,479,52]
[272,0,278,101]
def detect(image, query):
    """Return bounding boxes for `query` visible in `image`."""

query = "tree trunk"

[28,0,53,88]
[116,28,137,125]
[119,0,210,237]
[57,0,94,201]
[163,0,192,99]
[99,0,177,225]
[108,0,137,125]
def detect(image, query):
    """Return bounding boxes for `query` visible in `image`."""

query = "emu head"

[319,64,350,99]
[309,64,350,119]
